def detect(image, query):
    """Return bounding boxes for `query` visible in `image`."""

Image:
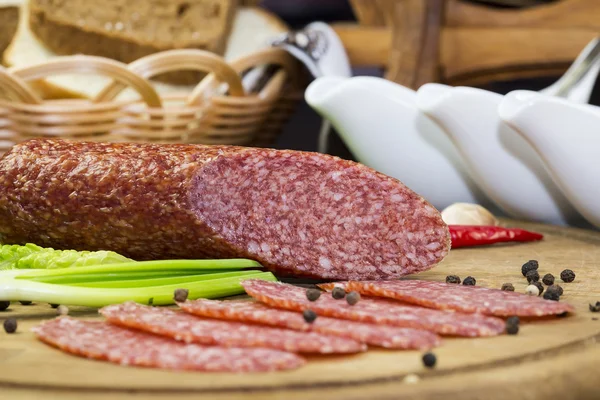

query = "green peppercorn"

[542,273,555,286]
[346,291,361,305]
[526,270,540,283]
[521,260,539,277]
[331,287,346,300]
[532,281,544,296]
[306,289,321,302]
[589,302,600,313]
[19,301,32,306]
[173,288,189,303]
[446,275,461,284]
[560,269,576,283]
[0,301,10,311]
[3,318,16,334]
[422,352,436,368]
[303,309,317,323]
[463,276,476,286]
[501,283,515,291]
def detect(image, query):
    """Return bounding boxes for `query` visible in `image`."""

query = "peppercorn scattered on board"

[0,220,598,400]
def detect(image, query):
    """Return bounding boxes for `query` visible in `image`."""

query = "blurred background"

[257,0,600,157]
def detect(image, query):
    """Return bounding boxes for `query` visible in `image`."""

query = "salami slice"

[32,317,305,372]
[100,302,365,354]
[319,280,575,317]
[178,299,441,350]
[242,280,505,337]
[0,139,450,280]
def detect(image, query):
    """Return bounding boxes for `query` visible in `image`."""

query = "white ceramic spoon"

[499,90,600,229]
[416,85,581,225]
[415,38,600,225]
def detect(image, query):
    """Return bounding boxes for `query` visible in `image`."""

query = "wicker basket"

[0,47,305,153]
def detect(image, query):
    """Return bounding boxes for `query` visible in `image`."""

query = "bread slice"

[4,4,288,99]
[0,1,20,63]
[28,0,237,84]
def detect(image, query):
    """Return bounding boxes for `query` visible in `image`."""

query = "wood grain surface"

[445,0,600,28]
[0,220,599,400]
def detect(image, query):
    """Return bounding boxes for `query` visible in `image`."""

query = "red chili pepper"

[449,225,543,248]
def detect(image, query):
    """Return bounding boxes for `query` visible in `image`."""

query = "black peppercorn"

[521,260,539,277]
[19,301,32,306]
[331,287,346,300]
[506,324,519,335]
[532,281,544,296]
[346,291,361,306]
[589,302,600,313]
[303,309,317,323]
[173,288,189,303]
[422,352,436,368]
[306,289,321,302]
[547,284,563,297]
[463,276,476,286]
[0,301,9,311]
[543,291,560,301]
[50,304,59,309]
[526,270,540,283]
[542,273,555,286]
[3,318,16,334]
[560,269,576,283]
[506,316,520,326]
[446,275,461,284]
[501,283,515,291]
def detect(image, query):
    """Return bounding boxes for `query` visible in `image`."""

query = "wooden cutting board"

[1,220,599,400]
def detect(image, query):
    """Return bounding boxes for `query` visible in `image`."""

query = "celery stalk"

[0,271,276,307]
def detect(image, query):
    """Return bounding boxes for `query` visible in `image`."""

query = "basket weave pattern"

[0,48,303,153]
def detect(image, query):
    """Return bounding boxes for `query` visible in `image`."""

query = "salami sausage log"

[33,317,305,372]
[100,301,366,354]
[0,139,450,280]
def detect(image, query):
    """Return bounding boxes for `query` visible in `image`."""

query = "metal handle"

[552,38,600,98]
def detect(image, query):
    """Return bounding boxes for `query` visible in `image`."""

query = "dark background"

[255,0,600,158]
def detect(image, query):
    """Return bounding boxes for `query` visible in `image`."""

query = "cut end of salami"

[0,139,449,280]
[32,317,305,372]
[320,280,576,317]
[193,149,450,280]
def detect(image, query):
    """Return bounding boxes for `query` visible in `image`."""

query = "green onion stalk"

[0,244,276,307]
